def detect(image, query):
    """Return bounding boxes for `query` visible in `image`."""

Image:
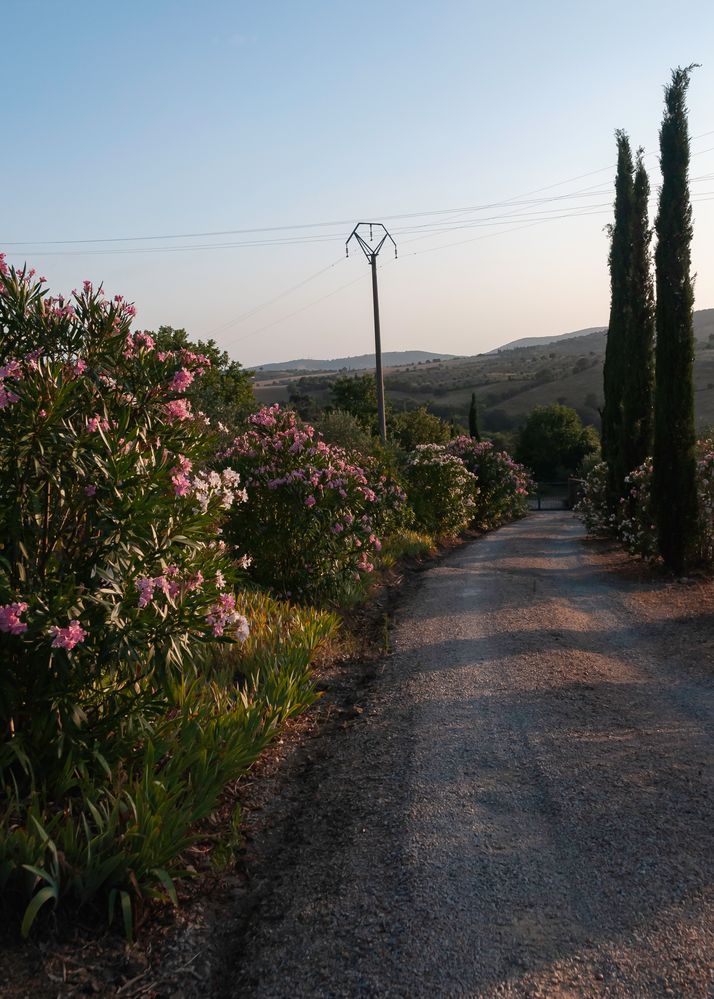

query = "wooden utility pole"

[346,223,397,443]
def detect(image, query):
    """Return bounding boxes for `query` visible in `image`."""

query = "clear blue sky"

[3,0,714,365]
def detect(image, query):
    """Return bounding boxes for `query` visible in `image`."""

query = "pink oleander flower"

[0,384,19,410]
[84,484,97,497]
[136,576,156,608]
[305,494,316,508]
[171,462,192,497]
[134,331,154,350]
[169,367,195,393]
[48,620,87,651]
[86,414,110,432]
[72,357,87,376]
[205,593,249,640]
[0,601,29,635]
[0,359,21,379]
[164,398,192,421]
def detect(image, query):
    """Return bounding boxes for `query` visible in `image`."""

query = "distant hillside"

[256,350,457,372]
[253,309,714,435]
[491,326,606,353]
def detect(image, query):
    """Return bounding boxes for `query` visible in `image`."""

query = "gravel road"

[227,513,714,998]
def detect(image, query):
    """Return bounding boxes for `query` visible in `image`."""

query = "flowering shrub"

[403,444,477,535]
[0,258,250,787]
[578,447,714,565]
[222,405,408,600]
[697,441,714,564]
[574,461,613,535]
[446,437,531,529]
[617,459,658,560]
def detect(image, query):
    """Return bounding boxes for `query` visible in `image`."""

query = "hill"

[255,350,457,372]
[490,326,606,352]
[252,309,714,435]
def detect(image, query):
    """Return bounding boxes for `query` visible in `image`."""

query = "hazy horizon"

[3,1,714,366]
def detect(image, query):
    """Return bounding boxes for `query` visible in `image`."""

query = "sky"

[3,0,714,366]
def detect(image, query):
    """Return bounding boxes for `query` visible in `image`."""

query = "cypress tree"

[622,150,655,475]
[602,130,634,508]
[468,392,481,440]
[653,65,699,573]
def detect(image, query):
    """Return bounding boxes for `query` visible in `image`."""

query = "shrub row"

[0,258,531,937]
[576,443,714,565]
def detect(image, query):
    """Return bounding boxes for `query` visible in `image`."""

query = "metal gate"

[528,479,583,511]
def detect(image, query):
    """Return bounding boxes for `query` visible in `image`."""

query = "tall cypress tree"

[622,150,655,476]
[653,65,699,573]
[602,130,634,508]
[468,392,481,440]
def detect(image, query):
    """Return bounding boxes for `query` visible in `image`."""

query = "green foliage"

[653,66,700,572]
[574,461,613,535]
[468,392,481,441]
[152,326,255,431]
[403,445,476,536]
[0,265,248,788]
[447,437,531,529]
[390,406,451,450]
[622,151,655,477]
[329,374,379,431]
[0,591,338,937]
[515,404,598,480]
[0,262,338,937]
[602,130,634,506]
[313,408,375,454]
[222,406,409,601]
[378,529,436,563]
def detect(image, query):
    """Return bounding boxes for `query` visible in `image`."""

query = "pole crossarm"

[346,222,398,261]
[345,223,397,444]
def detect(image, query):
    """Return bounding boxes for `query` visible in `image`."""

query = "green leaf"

[152,867,178,906]
[21,885,57,938]
[120,890,133,942]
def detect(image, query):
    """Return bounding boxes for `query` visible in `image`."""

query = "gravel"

[221,513,714,998]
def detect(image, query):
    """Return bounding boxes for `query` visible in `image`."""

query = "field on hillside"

[253,309,714,434]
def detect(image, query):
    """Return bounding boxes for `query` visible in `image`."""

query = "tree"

[515,404,598,481]
[468,392,481,440]
[653,66,700,572]
[602,130,634,507]
[622,150,655,476]
[391,406,451,451]
[151,326,255,430]
[330,374,379,431]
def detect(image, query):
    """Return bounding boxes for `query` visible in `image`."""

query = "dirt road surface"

[226,513,713,998]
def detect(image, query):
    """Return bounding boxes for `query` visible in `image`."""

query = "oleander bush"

[446,437,531,529]
[0,259,337,937]
[0,258,248,786]
[617,459,658,560]
[403,444,477,536]
[574,460,613,536]
[576,444,714,565]
[222,405,410,601]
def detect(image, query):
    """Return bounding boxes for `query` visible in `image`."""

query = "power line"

[6,129,714,250]
[224,271,370,347]
[202,257,345,336]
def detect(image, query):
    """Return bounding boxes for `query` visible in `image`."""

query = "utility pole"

[346,223,397,444]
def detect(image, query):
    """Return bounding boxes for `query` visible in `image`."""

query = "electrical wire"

[202,257,345,336]
[6,130,714,251]
[223,271,370,346]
